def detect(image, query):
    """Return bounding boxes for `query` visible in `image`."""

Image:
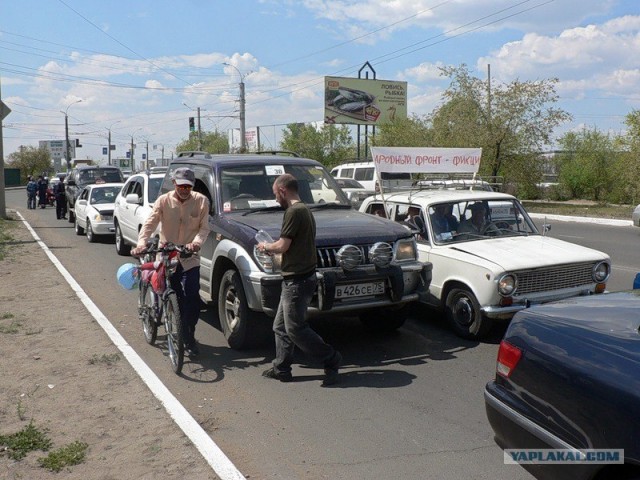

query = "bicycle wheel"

[139,281,158,345]
[163,292,184,374]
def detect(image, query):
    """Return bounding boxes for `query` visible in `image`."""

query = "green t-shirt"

[280,202,317,278]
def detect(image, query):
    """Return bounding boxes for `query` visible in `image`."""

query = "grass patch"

[0,420,52,460]
[523,201,633,220]
[0,217,17,261]
[38,441,88,472]
[88,353,121,366]
[0,319,23,334]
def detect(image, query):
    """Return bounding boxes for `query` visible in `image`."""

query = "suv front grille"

[317,244,383,268]
[514,263,595,296]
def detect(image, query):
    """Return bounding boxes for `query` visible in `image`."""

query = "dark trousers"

[28,194,36,209]
[169,264,201,346]
[272,273,335,375]
[56,195,67,218]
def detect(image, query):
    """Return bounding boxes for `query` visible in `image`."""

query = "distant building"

[39,139,76,171]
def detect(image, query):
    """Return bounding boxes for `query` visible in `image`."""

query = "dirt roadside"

[0,212,219,479]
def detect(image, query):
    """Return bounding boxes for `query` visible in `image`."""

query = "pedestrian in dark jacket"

[37,176,48,209]
[26,177,38,209]
[55,179,67,219]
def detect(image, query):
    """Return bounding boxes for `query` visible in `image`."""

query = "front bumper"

[251,262,432,317]
[90,220,116,235]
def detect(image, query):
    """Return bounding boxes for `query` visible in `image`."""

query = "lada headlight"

[592,261,610,282]
[369,242,393,268]
[336,245,363,270]
[394,238,417,262]
[498,274,517,296]
[253,247,282,274]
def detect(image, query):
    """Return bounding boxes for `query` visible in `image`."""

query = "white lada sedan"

[74,182,124,243]
[360,189,611,339]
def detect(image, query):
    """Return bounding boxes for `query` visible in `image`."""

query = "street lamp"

[106,120,120,166]
[62,99,82,171]
[182,102,203,151]
[223,62,246,152]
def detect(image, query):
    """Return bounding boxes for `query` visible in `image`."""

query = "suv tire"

[115,222,131,256]
[218,269,259,350]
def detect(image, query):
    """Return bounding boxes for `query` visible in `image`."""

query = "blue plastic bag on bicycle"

[117,263,139,290]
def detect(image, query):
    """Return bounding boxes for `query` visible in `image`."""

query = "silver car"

[74,183,124,242]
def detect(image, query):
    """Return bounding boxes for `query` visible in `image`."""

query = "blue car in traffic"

[485,291,640,480]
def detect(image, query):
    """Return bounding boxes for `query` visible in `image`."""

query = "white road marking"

[17,212,246,480]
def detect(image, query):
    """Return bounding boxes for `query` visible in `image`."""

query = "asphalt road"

[7,189,636,480]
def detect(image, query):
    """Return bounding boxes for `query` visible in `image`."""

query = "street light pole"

[130,128,142,172]
[106,120,120,166]
[62,99,82,171]
[223,63,246,152]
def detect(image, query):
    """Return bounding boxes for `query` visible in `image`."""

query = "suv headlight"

[336,245,363,270]
[394,238,417,262]
[369,242,393,268]
[254,247,282,274]
[497,274,517,296]
[592,261,610,282]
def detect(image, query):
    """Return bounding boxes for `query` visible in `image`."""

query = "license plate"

[335,281,385,299]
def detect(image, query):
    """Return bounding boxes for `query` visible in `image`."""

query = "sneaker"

[262,367,293,383]
[322,351,342,387]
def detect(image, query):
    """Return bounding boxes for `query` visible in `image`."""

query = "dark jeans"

[272,273,336,375]
[28,194,36,209]
[169,264,201,346]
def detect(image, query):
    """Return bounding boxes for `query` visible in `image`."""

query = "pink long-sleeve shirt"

[137,190,211,271]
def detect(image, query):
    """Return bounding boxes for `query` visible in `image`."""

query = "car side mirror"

[125,193,141,205]
[67,179,76,186]
[77,199,87,206]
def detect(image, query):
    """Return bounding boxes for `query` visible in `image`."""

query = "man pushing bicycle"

[132,167,210,356]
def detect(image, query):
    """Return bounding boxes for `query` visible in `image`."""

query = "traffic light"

[189,117,195,132]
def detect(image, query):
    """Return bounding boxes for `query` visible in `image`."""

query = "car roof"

[170,153,323,168]
[86,182,124,189]
[365,189,515,205]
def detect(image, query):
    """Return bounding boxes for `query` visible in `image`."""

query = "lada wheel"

[114,222,131,256]
[218,269,255,350]
[74,217,84,235]
[445,287,492,339]
[359,305,408,331]
[86,221,95,243]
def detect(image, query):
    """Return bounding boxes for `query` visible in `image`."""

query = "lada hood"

[448,235,609,271]
[228,209,411,246]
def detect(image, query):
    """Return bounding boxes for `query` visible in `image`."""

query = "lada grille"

[514,262,595,295]
[317,244,377,268]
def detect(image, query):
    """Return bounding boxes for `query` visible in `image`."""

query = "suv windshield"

[220,164,350,212]
[428,199,538,244]
[78,168,123,184]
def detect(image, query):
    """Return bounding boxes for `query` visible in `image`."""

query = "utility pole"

[223,62,246,152]
[130,135,135,172]
[0,75,10,219]
[108,128,112,166]
[146,140,149,169]
[62,99,82,171]
[197,107,202,151]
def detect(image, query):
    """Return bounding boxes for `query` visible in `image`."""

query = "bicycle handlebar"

[134,241,194,259]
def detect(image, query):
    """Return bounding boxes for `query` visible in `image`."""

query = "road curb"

[528,212,633,227]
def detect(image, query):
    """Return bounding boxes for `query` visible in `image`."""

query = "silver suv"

[160,151,432,350]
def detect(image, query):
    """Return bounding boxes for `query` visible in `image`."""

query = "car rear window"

[78,169,124,184]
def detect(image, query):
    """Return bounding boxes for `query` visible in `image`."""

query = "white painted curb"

[16,212,246,480]
[528,212,633,227]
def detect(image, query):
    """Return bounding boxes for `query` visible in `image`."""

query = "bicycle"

[135,240,193,375]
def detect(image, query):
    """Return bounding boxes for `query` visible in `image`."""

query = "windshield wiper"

[308,203,352,210]
[241,205,284,216]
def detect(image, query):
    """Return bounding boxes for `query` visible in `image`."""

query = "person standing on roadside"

[26,176,37,209]
[257,173,342,386]
[55,176,67,219]
[37,175,48,209]
[131,168,210,357]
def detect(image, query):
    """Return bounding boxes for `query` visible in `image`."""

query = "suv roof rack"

[176,151,212,158]
[255,150,300,157]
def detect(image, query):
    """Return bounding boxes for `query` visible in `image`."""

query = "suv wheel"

[67,203,75,223]
[115,222,131,256]
[218,269,259,350]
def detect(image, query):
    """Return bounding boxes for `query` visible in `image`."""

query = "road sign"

[0,100,11,120]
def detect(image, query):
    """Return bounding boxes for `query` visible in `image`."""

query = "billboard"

[324,76,407,126]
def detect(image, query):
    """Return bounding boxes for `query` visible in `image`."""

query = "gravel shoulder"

[0,212,217,479]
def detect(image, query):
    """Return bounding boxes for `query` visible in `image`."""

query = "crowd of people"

[25,174,67,219]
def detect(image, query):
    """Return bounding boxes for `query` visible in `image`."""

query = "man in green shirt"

[258,174,342,386]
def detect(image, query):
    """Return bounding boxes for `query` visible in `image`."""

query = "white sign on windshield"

[371,147,482,174]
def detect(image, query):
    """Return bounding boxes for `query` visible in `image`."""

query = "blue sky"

[1,0,638,165]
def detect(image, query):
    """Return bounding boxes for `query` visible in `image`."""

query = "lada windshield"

[90,186,122,204]
[220,164,350,212]
[428,198,538,244]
